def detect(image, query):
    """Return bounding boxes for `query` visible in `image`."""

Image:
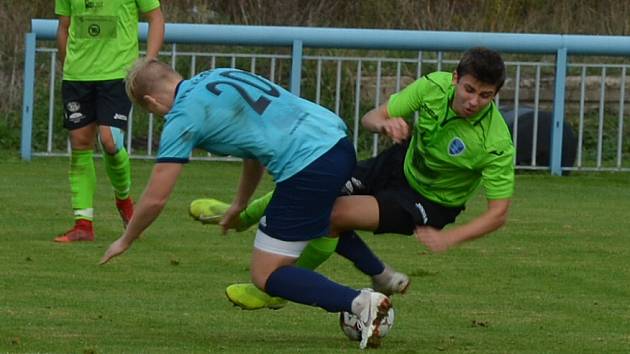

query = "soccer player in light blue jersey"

[99,59,392,349]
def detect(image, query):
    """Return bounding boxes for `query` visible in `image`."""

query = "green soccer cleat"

[225,283,288,310]
[189,198,230,225]
[189,198,257,232]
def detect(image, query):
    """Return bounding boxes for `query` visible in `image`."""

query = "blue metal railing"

[23,19,630,175]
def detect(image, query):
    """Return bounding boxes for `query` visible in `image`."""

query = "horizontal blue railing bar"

[31,19,630,56]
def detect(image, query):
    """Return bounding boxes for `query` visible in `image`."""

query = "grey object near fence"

[501,107,577,170]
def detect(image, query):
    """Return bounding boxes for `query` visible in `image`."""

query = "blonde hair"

[125,58,181,107]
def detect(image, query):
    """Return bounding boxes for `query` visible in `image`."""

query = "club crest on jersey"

[448,137,466,156]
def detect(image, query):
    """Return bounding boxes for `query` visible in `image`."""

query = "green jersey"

[55,0,160,81]
[387,71,515,207]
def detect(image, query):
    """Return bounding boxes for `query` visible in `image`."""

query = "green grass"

[2,153,630,353]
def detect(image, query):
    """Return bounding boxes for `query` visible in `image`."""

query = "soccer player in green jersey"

[54,0,164,242]
[191,47,515,310]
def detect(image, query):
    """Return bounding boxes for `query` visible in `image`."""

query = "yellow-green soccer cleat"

[225,283,288,310]
[189,198,230,225]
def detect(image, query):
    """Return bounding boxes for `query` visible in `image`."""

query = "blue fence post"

[550,47,567,176]
[21,32,37,161]
[290,39,303,96]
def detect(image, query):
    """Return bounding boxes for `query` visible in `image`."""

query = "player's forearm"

[121,163,181,242]
[232,159,264,208]
[144,8,165,59]
[361,103,390,134]
[122,196,166,242]
[443,200,510,247]
[56,26,68,66]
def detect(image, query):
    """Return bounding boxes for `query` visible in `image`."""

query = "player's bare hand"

[219,204,245,235]
[414,226,450,253]
[381,118,410,143]
[100,237,132,265]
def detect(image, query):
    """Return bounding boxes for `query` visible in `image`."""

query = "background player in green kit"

[54,0,164,242]
[191,47,515,310]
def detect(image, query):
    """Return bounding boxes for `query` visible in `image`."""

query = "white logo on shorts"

[66,101,80,112]
[69,112,85,123]
[341,177,364,195]
[113,113,128,121]
[414,202,429,224]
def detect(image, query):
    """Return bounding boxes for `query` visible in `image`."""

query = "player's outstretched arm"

[100,163,183,264]
[415,198,510,253]
[361,102,410,143]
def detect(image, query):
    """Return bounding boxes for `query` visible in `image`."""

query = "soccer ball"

[339,307,395,341]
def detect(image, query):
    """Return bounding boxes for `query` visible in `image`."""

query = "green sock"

[239,191,273,227]
[70,149,96,221]
[103,148,131,200]
[295,236,339,270]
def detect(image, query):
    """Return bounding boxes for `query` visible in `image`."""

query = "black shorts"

[61,80,131,130]
[343,141,464,235]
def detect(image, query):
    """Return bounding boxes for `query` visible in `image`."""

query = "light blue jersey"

[156,69,349,182]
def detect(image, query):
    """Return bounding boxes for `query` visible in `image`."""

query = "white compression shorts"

[253,228,309,258]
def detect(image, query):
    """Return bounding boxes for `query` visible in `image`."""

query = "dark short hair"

[456,47,506,92]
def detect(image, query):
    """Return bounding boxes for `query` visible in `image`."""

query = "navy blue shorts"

[258,137,356,242]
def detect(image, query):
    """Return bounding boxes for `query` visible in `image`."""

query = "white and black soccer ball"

[339,307,395,341]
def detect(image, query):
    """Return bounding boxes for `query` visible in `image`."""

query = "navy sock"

[265,266,359,312]
[335,231,385,276]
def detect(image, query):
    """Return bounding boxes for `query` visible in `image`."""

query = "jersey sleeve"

[137,0,161,13]
[156,114,197,164]
[55,0,70,16]
[386,76,432,119]
[481,140,515,200]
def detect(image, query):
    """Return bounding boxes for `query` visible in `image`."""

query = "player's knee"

[71,138,93,150]
[70,133,95,149]
[100,137,118,155]
[329,203,350,234]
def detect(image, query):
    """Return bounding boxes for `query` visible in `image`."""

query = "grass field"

[1,154,630,353]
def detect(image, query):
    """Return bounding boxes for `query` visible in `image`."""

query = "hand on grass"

[100,237,132,265]
[414,226,450,253]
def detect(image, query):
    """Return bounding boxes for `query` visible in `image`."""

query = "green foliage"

[2,158,630,352]
[0,111,20,150]
[31,69,68,152]
[566,109,630,165]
